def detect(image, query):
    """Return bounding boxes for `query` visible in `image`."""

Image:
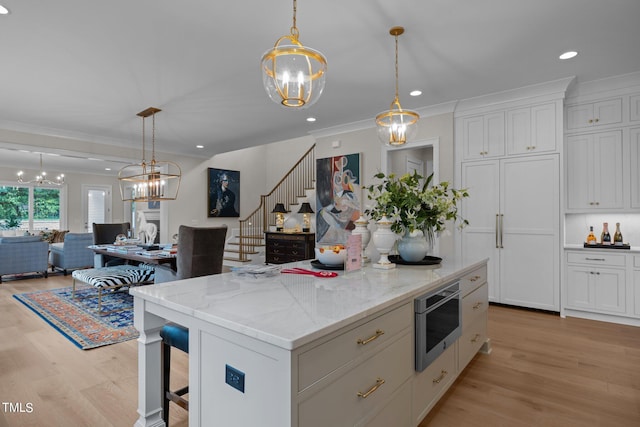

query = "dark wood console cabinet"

[265,232,315,264]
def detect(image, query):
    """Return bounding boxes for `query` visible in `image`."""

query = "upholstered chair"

[154,225,227,425]
[91,222,131,266]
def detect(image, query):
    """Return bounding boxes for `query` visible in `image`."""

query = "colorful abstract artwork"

[315,153,361,245]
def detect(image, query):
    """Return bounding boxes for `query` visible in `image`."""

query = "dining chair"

[155,225,227,425]
[91,222,131,266]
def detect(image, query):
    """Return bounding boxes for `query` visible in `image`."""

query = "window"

[0,183,66,234]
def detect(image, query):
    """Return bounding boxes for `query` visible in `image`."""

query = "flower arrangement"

[365,171,469,242]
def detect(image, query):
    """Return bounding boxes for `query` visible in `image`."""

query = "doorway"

[82,185,112,232]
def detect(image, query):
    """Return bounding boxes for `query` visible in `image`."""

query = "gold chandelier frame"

[118,107,181,202]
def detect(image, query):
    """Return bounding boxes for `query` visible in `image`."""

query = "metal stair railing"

[237,144,315,262]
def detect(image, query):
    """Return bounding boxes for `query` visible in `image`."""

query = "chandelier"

[17,153,64,186]
[375,26,419,146]
[261,0,327,108]
[118,107,181,202]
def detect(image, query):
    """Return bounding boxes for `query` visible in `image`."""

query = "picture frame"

[208,168,240,217]
[315,153,361,245]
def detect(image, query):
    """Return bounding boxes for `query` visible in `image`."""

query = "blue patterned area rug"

[13,285,138,350]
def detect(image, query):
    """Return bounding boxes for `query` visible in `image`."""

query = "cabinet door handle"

[473,302,483,310]
[469,275,481,282]
[357,329,385,345]
[357,378,385,398]
[585,258,605,261]
[432,370,448,384]
[471,334,482,343]
[499,214,504,248]
[495,214,500,248]
[594,118,599,123]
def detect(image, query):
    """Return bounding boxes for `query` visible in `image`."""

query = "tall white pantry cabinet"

[455,79,570,311]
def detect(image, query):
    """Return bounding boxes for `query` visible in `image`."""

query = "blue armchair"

[0,236,49,283]
[50,232,94,275]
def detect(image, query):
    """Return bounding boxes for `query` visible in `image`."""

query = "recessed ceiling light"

[306,117,316,122]
[105,168,112,171]
[410,90,422,97]
[196,145,204,149]
[559,51,578,60]
[0,5,9,15]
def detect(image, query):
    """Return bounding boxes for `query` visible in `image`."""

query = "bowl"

[315,245,347,266]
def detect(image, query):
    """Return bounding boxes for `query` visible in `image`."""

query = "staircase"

[224,144,316,264]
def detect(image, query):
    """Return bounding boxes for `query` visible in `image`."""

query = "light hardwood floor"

[1,274,639,427]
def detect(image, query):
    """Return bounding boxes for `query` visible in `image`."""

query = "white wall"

[163,112,458,257]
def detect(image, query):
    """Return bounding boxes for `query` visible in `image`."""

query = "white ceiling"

[0,0,639,176]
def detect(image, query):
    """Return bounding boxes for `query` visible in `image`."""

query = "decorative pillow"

[52,230,69,243]
[39,229,69,243]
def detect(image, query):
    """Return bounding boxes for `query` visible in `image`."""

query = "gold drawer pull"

[472,302,483,310]
[469,275,481,282]
[432,370,448,384]
[357,329,385,345]
[357,378,385,398]
[471,334,481,343]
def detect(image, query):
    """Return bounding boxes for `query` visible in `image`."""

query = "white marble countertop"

[564,244,640,253]
[130,256,487,350]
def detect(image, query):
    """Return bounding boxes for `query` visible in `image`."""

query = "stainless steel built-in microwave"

[414,280,462,372]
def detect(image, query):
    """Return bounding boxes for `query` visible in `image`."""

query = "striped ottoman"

[72,264,155,314]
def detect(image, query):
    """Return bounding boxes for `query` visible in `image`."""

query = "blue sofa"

[50,232,94,275]
[0,235,49,283]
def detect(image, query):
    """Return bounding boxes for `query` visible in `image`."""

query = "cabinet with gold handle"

[357,329,384,345]
[432,370,448,384]
[356,378,385,398]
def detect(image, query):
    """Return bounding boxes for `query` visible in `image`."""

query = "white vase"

[397,230,429,262]
[352,215,371,264]
[372,216,397,269]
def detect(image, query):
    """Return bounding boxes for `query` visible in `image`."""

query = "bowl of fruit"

[314,244,347,266]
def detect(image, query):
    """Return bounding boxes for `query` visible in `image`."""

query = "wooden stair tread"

[225,248,258,255]
[223,256,252,263]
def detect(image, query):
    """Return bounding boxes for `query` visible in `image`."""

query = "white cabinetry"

[631,94,640,122]
[565,251,627,316]
[297,303,413,427]
[461,112,505,160]
[459,273,488,370]
[634,255,640,317]
[461,155,559,310]
[631,127,640,208]
[507,103,557,155]
[566,131,624,210]
[566,98,623,130]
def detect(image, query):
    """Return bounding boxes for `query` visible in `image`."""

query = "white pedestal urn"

[372,216,397,270]
[397,229,429,262]
[352,215,371,265]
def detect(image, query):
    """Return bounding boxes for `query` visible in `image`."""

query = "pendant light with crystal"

[375,26,419,145]
[261,0,327,108]
[118,107,181,202]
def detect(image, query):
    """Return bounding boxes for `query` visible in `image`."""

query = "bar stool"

[160,324,189,425]
[154,225,227,425]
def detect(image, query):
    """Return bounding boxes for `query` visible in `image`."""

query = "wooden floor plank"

[1,275,639,426]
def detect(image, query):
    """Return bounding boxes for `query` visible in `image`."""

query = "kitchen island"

[131,257,490,427]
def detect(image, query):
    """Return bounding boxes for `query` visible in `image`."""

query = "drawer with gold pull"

[460,265,487,297]
[298,302,412,391]
[298,332,412,427]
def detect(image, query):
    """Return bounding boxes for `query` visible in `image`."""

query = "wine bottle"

[614,222,623,246]
[586,226,597,245]
[601,222,611,245]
